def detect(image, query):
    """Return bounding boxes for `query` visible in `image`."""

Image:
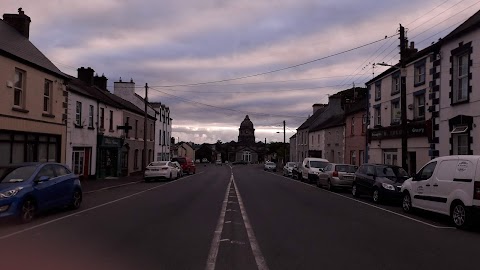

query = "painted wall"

[324,125,345,163]
[345,110,366,165]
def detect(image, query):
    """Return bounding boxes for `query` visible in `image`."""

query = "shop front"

[0,130,61,166]
[97,135,123,179]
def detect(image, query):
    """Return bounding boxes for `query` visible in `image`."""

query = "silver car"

[317,163,357,191]
[172,161,183,178]
[283,162,296,177]
[264,162,277,172]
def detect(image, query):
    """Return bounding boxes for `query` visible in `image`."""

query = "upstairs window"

[374,106,381,126]
[391,100,400,125]
[453,53,469,103]
[14,69,25,107]
[88,105,94,128]
[109,110,113,131]
[351,117,355,135]
[43,80,52,113]
[414,62,426,86]
[100,108,105,129]
[75,102,82,126]
[414,94,425,120]
[391,73,400,95]
[375,82,381,100]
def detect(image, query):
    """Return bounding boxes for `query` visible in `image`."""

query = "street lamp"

[376,62,408,170]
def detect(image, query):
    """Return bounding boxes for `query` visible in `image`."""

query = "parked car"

[291,162,302,180]
[216,160,222,166]
[352,164,409,203]
[0,163,82,223]
[317,163,357,191]
[171,161,183,178]
[195,159,200,163]
[171,157,196,174]
[401,156,480,228]
[283,162,297,177]
[202,158,208,163]
[232,160,248,165]
[264,162,277,172]
[144,161,179,182]
[301,158,329,183]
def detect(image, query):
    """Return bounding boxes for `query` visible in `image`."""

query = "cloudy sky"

[4,0,479,143]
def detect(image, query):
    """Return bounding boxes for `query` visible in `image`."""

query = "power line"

[149,33,399,88]
[149,86,308,119]
[409,0,469,32]
[405,0,453,26]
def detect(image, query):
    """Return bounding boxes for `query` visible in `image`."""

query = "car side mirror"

[35,176,50,183]
[305,164,309,168]
[413,174,421,181]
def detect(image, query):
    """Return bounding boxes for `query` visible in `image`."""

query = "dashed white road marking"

[233,176,270,270]
[264,171,455,230]
[205,175,233,270]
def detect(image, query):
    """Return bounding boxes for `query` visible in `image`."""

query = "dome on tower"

[240,115,254,129]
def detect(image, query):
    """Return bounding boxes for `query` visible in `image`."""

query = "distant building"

[227,115,265,163]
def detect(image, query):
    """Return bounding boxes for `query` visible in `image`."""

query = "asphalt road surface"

[1,164,480,270]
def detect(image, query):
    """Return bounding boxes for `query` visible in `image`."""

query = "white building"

[151,102,172,161]
[435,11,480,157]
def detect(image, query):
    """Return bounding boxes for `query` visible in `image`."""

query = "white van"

[301,158,329,183]
[401,155,480,228]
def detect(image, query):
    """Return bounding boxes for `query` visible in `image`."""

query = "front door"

[72,149,85,177]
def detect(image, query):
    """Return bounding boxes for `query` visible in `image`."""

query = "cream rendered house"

[0,9,67,165]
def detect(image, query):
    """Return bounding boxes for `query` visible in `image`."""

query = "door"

[53,165,75,206]
[430,158,471,214]
[32,165,58,210]
[72,150,85,176]
[410,161,438,210]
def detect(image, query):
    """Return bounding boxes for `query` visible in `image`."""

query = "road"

[1,164,480,270]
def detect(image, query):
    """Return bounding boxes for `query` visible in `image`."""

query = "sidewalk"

[81,175,144,193]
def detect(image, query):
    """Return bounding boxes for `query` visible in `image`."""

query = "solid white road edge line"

[205,174,233,270]
[264,171,455,230]
[233,175,270,270]
[0,172,203,240]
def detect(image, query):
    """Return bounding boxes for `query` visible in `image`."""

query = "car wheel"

[19,198,36,223]
[169,173,173,181]
[451,202,469,229]
[327,179,333,191]
[70,189,82,210]
[352,183,359,197]
[372,188,380,203]
[402,192,412,213]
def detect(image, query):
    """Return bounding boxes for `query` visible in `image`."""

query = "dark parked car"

[352,164,409,203]
[0,163,82,223]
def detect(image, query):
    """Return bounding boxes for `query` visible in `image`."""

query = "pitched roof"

[443,9,480,42]
[0,19,65,78]
[297,106,328,130]
[345,98,367,116]
[310,114,345,132]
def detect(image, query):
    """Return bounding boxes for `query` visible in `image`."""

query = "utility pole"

[283,120,286,165]
[399,24,408,171]
[143,83,148,172]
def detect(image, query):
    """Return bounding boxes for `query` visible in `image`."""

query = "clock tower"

[238,115,255,144]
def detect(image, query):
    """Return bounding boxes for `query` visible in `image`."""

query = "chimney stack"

[3,8,31,39]
[94,73,108,91]
[312,103,327,114]
[77,67,95,86]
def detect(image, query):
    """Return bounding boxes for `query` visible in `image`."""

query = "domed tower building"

[227,115,265,163]
[238,115,255,144]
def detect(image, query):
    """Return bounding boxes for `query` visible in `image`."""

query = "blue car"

[0,163,82,223]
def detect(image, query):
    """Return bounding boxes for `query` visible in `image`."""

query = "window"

[242,151,251,162]
[350,150,356,165]
[414,63,426,85]
[374,107,381,126]
[158,131,162,146]
[14,69,25,107]
[121,152,128,169]
[362,114,366,134]
[54,165,71,177]
[100,108,105,129]
[88,105,94,128]
[391,73,400,94]
[126,117,130,138]
[375,82,381,100]
[150,124,153,141]
[383,151,398,166]
[453,53,469,103]
[148,149,152,164]
[157,153,162,161]
[72,150,84,175]
[414,94,425,119]
[317,134,320,144]
[163,131,166,145]
[135,120,138,139]
[359,150,364,165]
[417,162,437,180]
[75,101,82,126]
[43,80,52,113]
[351,117,355,135]
[391,100,400,124]
[311,135,313,144]
[109,110,113,131]
[452,132,468,155]
[167,132,170,145]
[134,149,139,169]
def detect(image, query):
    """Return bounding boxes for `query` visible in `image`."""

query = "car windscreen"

[149,162,167,167]
[335,165,357,173]
[266,162,275,165]
[375,166,409,181]
[310,161,328,168]
[0,166,37,183]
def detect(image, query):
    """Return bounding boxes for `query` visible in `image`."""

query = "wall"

[124,110,155,174]
[309,130,325,157]
[289,136,297,162]
[345,110,366,165]
[324,125,345,163]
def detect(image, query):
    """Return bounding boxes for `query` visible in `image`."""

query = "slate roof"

[0,19,65,78]
[297,106,328,130]
[309,114,345,132]
[345,98,367,116]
